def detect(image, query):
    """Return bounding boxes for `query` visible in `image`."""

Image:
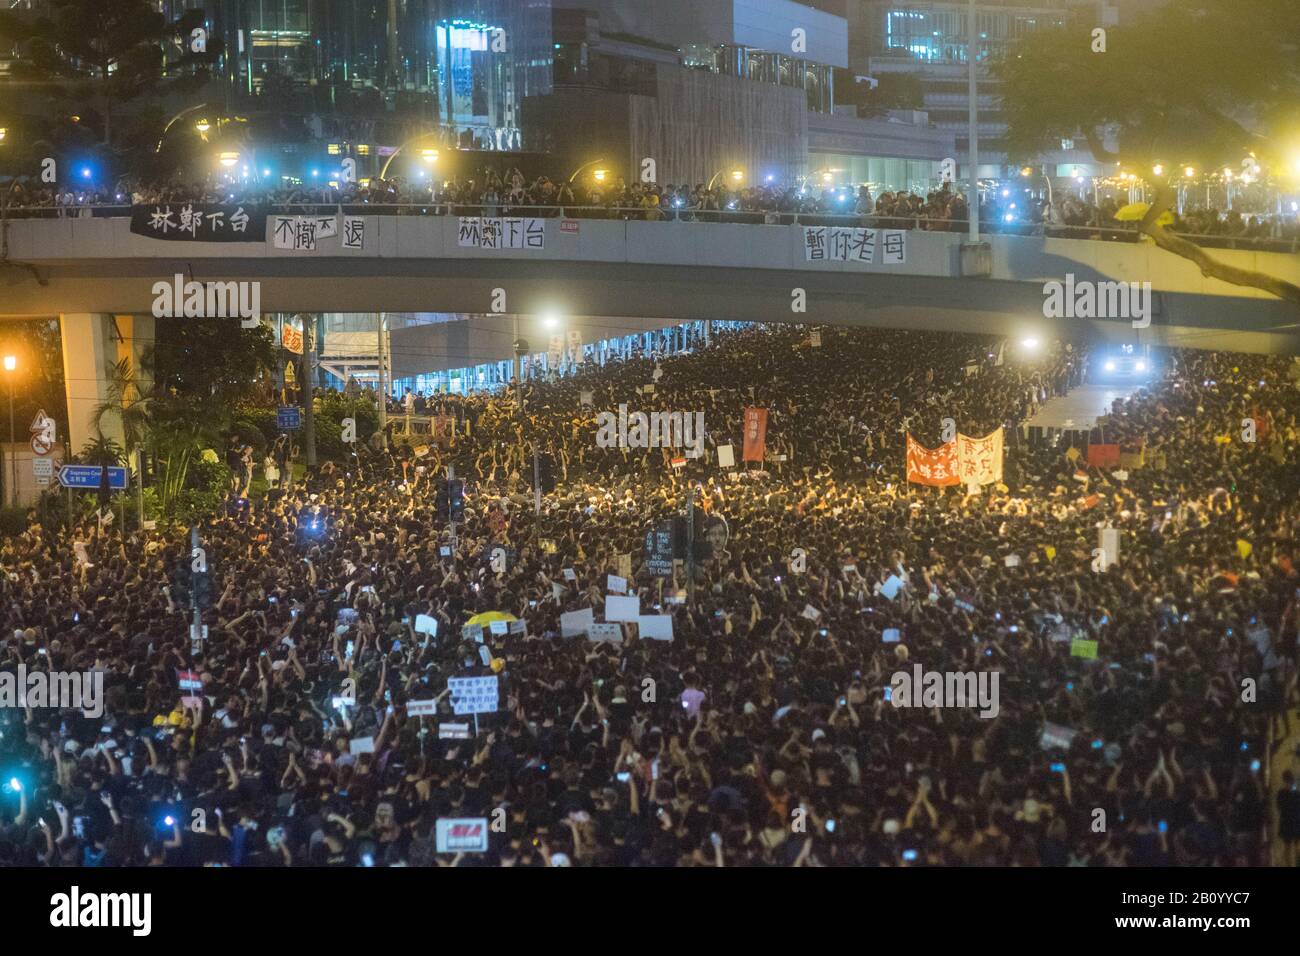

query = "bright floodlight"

[1135,360,1147,372]
[3,355,15,371]
[1104,360,1117,371]
[421,148,438,163]
[219,151,239,167]
[195,119,211,133]
[542,313,560,330]
[593,169,607,182]
[1021,337,1039,350]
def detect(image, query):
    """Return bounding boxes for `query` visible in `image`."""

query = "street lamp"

[3,355,15,508]
[0,128,7,144]
[195,119,211,134]
[219,151,240,168]
[567,158,608,184]
[707,167,745,189]
[420,148,439,164]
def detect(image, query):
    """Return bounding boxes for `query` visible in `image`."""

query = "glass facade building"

[164,0,551,147]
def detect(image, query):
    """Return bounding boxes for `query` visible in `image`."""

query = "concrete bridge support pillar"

[59,313,154,458]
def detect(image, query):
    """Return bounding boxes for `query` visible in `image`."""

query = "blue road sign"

[59,465,128,490]
[277,406,302,430]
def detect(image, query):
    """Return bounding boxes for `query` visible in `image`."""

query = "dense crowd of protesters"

[0,324,1298,867]
[4,171,1297,246]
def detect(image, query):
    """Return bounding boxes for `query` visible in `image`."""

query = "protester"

[0,324,1296,867]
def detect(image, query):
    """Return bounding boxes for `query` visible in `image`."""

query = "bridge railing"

[3,201,1298,253]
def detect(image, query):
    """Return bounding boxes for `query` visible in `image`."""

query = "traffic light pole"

[447,464,457,550]
[686,484,695,608]
[533,449,541,514]
[190,525,202,655]
[301,314,317,468]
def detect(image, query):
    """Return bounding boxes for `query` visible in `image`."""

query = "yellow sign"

[1236,539,1252,560]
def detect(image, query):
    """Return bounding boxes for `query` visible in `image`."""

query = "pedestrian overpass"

[1,213,1297,455]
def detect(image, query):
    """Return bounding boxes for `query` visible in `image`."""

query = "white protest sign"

[607,574,628,594]
[1040,722,1079,751]
[587,622,623,643]
[342,216,365,250]
[562,568,577,582]
[717,444,736,468]
[406,699,439,717]
[637,615,674,641]
[436,818,489,853]
[560,608,594,638]
[801,604,822,621]
[447,675,498,715]
[880,575,904,600]
[414,614,439,636]
[606,594,640,622]
[348,736,375,754]
[883,628,901,643]
[438,722,471,739]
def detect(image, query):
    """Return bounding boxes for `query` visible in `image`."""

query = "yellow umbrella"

[466,610,517,626]
[1114,202,1174,226]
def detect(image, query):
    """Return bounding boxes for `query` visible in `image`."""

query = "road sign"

[32,458,53,486]
[58,465,128,490]
[277,406,302,430]
[29,409,55,456]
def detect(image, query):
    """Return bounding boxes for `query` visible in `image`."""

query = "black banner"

[129,202,267,242]
[643,521,675,577]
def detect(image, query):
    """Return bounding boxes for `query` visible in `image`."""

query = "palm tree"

[92,356,151,514]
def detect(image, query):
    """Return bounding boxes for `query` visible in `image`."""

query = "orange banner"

[282,323,304,355]
[742,407,768,462]
[906,434,959,486]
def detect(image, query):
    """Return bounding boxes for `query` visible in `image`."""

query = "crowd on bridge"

[1,321,1298,867]
[5,170,1297,248]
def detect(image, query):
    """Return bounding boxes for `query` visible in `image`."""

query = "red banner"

[742,408,768,462]
[434,415,455,443]
[906,434,959,486]
[1087,443,1120,468]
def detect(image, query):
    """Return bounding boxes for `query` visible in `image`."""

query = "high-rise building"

[531,0,950,189]
[166,0,553,147]
[847,0,1117,175]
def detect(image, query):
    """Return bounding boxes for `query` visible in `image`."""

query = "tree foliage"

[997,0,1300,305]
[0,0,222,152]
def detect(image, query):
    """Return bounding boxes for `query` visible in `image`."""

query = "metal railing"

[2,200,1298,252]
